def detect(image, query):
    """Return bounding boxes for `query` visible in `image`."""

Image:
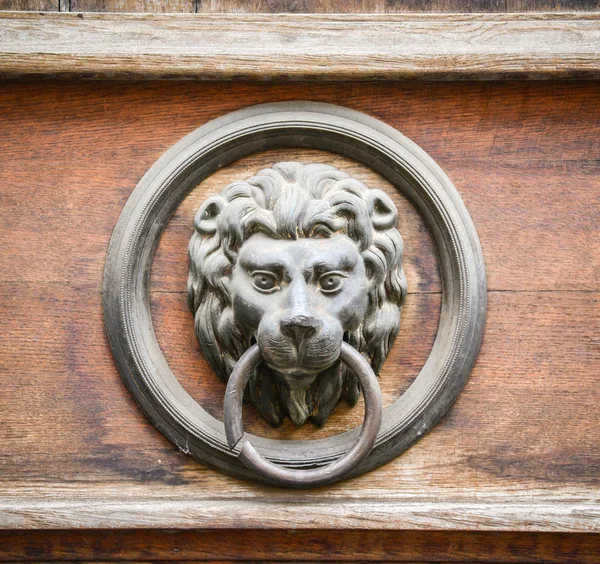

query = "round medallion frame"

[103,101,487,486]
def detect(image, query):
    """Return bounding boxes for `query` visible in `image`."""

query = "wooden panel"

[72,0,195,11]
[0,0,56,9]
[1,13,600,80]
[198,0,600,11]
[0,79,598,533]
[1,288,597,491]
[2,0,598,13]
[1,530,600,563]
[509,0,600,8]
[1,81,597,293]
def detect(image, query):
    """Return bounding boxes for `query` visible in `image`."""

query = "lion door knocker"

[189,163,404,485]
[104,102,487,488]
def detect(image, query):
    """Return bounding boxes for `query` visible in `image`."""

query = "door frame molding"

[1,11,599,80]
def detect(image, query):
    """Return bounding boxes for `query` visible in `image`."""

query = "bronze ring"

[223,342,383,488]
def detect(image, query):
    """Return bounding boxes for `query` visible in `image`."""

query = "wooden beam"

[1,495,599,531]
[0,11,599,80]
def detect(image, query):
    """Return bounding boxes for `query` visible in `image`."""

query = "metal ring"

[224,342,383,488]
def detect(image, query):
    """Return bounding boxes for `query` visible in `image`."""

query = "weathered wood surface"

[0,531,594,564]
[1,530,600,563]
[0,0,56,9]
[71,0,195,11]
[0,80,598,533]
[197,0,600,11]
[3,0,600,12]
[2,82,597,293]
[0,12,599,80]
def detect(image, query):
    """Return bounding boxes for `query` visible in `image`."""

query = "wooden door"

[0,2,599,562]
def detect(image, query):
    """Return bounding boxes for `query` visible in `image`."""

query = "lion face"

[231,233,369,391]
[187,162,407,428]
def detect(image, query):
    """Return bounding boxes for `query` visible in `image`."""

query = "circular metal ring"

[224,343,383,488]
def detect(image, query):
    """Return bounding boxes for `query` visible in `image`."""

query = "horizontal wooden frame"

[3,529,600,563]
[1,494,600,531]
[1,11,599,80]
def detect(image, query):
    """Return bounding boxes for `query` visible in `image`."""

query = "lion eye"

[318,272,346,294]
[252,271,280,293]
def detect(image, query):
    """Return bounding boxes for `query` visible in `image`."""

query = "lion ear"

[367,189,398,230]
[194,195,226,235]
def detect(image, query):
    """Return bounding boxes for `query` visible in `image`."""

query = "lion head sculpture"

[187,162,407,428]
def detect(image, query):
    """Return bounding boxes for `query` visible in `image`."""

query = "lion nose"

[280,315,321,345]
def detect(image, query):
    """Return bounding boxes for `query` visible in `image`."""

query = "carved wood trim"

[1,495,599,531]
[0,12,599,80]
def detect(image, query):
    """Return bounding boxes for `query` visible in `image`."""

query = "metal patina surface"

[224,343,383,487]
[103,101,487,487]
[188,162,406,429]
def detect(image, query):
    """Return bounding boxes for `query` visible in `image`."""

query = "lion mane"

[187,162,407,427]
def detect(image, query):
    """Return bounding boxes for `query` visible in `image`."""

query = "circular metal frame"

[224,343,383,488]
[103,101,487,486]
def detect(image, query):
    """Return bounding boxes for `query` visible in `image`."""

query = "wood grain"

[0,79,598,533]
[0,0,56,9]
[1,289,597,498]
[1,81,598,293]
[1,12,599,80]
[1,530,599,563]
[2,0,598,16]
[72,0,195,11]
[197,0,600,12]
[5,0,597,13]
